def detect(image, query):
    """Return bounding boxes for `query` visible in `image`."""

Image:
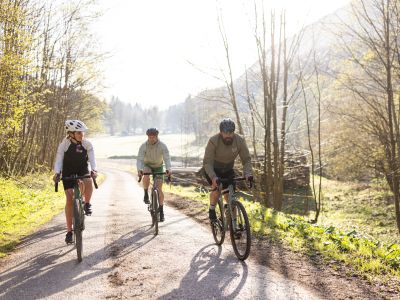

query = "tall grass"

[0,174,64,257]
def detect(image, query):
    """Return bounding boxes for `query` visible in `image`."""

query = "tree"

[336,0,400,232]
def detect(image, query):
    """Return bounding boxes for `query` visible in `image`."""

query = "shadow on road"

[16,224,65,250]
[0,224,157,299]
[107,225,156,260]
[158,244,248,299]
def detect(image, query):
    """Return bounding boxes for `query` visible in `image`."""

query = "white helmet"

[65,120,88,132]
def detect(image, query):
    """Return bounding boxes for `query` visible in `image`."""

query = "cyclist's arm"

[203,139,217,180]
[54,139,68,174]
[83,140,97,171]
[238,137,252,176]
[161,142,171,171]
[136,143,146,171]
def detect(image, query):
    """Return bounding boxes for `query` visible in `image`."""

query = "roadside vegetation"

[0,174,64,257]
[0,173,105,258]
[166,177,400,284]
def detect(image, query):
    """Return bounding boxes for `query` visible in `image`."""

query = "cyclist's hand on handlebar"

[53,173,60,183]
[91,170,98,179]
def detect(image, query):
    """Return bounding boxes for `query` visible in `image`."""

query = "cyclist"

[203,118,253,221]
[137,128,171,222]
[53,120,97,244]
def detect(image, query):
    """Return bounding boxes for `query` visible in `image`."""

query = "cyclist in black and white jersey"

[53,120,97,244]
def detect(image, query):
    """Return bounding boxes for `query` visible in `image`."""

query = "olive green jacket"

[203,133,252,179]
[137,140,171,170]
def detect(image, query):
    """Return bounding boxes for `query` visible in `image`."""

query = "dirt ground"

[165,192,400,300]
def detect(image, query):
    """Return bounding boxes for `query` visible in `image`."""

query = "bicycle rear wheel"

[211,200,225,245]
[73,197,84,262]
[230,200,251,261]
[152,189,159,235]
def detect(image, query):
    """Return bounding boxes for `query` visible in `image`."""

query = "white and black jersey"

[54,138,96,176]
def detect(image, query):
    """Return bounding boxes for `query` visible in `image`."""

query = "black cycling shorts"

[204,168,235,189]
[62,168,89,190]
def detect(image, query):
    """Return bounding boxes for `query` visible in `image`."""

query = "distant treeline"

[104,95,211,144]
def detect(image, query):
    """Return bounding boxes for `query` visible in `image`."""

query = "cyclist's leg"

[65,189,74,231]
[205,169,220,220]
[142,166,151,203]
[81,177,93,215]
[82,177,93,203]
[153,166,165,220]
[220,169,236,224]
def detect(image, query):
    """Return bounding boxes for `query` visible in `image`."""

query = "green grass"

[311,176,399,245]
[0,174,65,257]
[167,184,400,282]
[0,173,108,258]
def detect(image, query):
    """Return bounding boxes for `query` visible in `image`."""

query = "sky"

[93,0,351,109]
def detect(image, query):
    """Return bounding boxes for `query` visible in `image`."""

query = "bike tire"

[73,197,84,262]
[152,189,159,236]
[230,200,251,261]
[211,200,225,245]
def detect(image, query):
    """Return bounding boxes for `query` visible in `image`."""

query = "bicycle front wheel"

[230,200,251,261]
[211,200,225,245]
[152,189,159,236]
[73,198,84,262]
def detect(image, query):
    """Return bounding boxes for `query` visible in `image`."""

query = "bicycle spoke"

[230,201,251,260]
[211,201,225,245]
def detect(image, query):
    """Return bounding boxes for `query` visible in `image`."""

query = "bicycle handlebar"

[138,172,171,183]
[216,176,254,189]
[55,174,98,192]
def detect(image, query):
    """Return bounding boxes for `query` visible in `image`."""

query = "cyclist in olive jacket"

[203,118,253,221]
[137,128,171,222]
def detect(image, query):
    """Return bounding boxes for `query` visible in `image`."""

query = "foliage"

[0,0,107,176]
[0,174,64,257]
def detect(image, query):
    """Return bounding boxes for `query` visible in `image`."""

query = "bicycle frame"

[138,172,169,235]
[55,174,97,262]
[212,176,252,260]
[217,183,237,232]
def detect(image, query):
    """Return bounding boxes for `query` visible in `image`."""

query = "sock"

[159,205,163,212]
[209,205,216,210]
[144,189,148,195]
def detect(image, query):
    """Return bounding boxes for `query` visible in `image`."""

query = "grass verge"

[0,172,105,258]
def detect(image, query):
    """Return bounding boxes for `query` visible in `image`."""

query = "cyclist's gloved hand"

[91,170,98,179]
[53,173,60,183]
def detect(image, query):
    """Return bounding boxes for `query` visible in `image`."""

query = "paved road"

[0,160,323,299]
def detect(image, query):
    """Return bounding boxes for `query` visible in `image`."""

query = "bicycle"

[55,174,98,262]
[138,172,170,236]
[210,177,252,261]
